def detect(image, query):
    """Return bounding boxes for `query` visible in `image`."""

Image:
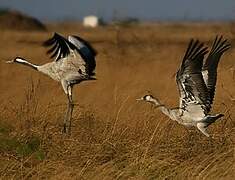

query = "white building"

[83,15,99,28]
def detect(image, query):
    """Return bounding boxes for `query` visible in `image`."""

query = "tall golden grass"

[0,22,234,179]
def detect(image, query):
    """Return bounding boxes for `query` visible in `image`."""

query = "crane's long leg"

[68,92,74,134]
[63,96,70,133]
[63,86,74,134]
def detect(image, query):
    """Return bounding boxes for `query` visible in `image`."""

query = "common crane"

[137,36,230,137]
[6,33,97,134]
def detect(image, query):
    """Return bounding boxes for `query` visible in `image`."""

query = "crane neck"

[15,58,39,71]
[150,97,177,120]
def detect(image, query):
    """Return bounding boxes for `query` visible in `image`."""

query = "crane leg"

[63,99,70,133]
[68,94,74,134]
[63,86,74,134]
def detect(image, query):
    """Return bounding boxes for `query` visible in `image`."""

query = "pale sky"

[1,0,235,21]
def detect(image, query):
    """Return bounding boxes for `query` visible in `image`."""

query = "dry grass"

[0,22,234,179]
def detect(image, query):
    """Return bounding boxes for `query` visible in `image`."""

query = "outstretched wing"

[43,33,77,61]
[68,35,97,76]
[202,35,231,105]
[176,39,210,118]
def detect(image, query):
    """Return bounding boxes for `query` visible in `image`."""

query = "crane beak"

[136,98,143,101]
[6,60,14,64]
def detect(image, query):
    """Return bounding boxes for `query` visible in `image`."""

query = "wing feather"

[68,35,97,76]
[202,35,231,105]
[43,33,77,61]
[176,39,210,118]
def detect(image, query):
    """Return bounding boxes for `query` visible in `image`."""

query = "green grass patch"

[0,135,45,160]
[0,136,19,151]
[0,122,45,160]
[16,136,40,157]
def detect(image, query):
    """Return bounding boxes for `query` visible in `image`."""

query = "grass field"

[0,22,235,179]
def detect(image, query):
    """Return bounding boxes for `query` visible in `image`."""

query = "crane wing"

[43,33,97,76]
[68,35,97,76]
[202,35,230,105]
[43,33,77,61]
[176,39,210,118]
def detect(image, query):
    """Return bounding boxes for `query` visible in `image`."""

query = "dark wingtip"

[42,32,61,47]
[42,35,53,47]
[214,35,230,45]
[211,35,231,54]
[183,38,207,61]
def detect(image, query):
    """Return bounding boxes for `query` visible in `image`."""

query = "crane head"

[136,94,162,107]
[6,57,25,64]
[6,60,14,64]
[136,94,154,101]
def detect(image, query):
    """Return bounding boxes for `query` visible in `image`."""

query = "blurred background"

[0,1,235,179]
[1,0,235,22]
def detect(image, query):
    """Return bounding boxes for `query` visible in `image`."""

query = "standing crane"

[137,36,230,137]
[6,33,97,134]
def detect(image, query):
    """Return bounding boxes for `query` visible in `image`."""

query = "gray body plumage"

[37,50,92,94]
[138,36,230,137]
